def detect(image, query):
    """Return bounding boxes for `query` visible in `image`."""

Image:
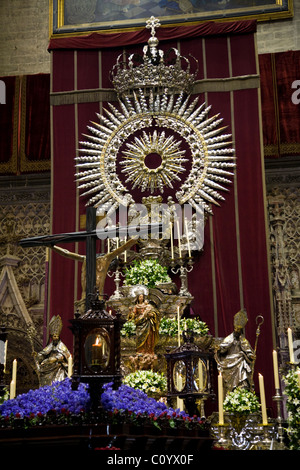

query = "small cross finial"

[146,16,161,38]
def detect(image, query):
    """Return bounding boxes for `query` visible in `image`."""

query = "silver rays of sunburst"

[75,88,235,216]
[119,130,188,194]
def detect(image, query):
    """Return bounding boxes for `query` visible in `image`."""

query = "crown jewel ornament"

[75,17,235,217]
[110,16,198,96]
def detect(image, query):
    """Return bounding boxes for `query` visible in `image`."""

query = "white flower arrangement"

[124,259,171,289]
[123,370,167,395]
[223,387,260,415]
[283,367,300,450]
[159,317,209,338]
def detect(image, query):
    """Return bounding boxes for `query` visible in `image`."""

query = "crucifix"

[20,207,161,311]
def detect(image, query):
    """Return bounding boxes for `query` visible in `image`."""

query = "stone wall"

[0,0,299,77]
[0,0,50,76]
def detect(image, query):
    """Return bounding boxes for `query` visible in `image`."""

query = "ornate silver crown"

[110,16,198,96]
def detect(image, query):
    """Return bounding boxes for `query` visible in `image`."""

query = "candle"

[259,373,268,425]
[218,373,224,425]
[10,380,15,399]
[288,328,295,363]
[107,238,110,253]
[185,219,191,257]
[92,335,102,366]
[170,223,174,259]
[12,359,17,386]
[124,236,127,262]
[4,340,7,373]
[68,355,73,377]
[10,358,17,399]
[198,360,204,391]
[297,370,300,389]
[176,372,184,411]
[272,350,280,390]
[176,220,182,258]
[177,306,181,347]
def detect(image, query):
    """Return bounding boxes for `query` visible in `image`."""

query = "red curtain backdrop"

[259,50,300,158]
[0,74,50,174]
[0,76,18,174]
[49,20,275,408]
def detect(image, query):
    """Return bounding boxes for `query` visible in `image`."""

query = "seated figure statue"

[35,315,71,387]
[215,309,255,396]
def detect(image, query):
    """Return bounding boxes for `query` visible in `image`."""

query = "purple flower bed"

[0,378,89,419]
[0,379,206,432]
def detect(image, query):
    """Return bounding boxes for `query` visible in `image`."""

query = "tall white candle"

[272,350,280,390]
[107,239,110,253]
[68,355,73,378]
[10,380,15,399]
[185,219,191,257]
[12,359,17,386]
[124,236,127,262]
[176,372,184,411]
[288,328,295,363]
[259,373,268,425]
[218,373,224,425]
[3,340,7,373]
[198,360,204,391]
[176,220,182,258]
[170,223,174,259]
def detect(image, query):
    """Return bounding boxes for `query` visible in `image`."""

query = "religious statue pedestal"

[121,334,214,376]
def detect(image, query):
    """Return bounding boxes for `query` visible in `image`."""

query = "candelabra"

[107,266,125,300]
[171,257,193,297]
[272,388,286,449]
[210,412,277,450]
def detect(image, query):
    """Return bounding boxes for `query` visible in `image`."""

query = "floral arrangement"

[121,317,209,339]
[121,320,136,337]
[123,370,167,395]
[124,259,171,288]
[223,387,260,415]
[101,382,205,431]
[0,378,207,433]
[159,317,209,338]
[283,368,300,450]
[0,378,89,420]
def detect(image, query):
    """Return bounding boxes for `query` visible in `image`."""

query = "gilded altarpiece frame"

[50,0,293,37]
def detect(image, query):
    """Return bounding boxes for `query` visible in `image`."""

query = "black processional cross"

[20,207,161,310]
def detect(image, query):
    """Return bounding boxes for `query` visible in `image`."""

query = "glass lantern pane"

[193,358,207,392]
[84,328,110,373]
[173,360,186,392]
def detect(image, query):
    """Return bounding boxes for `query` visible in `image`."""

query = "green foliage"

[121,320,136,337]
[223,387,260,415]
[159,317,209,337]
[123,370,167,395]
[283,367,300,450]
[124,259,171,288]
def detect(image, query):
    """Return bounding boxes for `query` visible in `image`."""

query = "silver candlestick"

[171,257,193,297]
[107,266,125,300]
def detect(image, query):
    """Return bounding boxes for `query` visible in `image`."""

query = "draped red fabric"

[22,74,50,166]
[0,76,17,171]
[48,20,257,51]
[0,74,50,174]
[50,21,275,409]
[259,50,300,158]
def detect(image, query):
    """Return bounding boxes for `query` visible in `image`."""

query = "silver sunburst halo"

[120,130,188,194]
[75,88,235,216]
